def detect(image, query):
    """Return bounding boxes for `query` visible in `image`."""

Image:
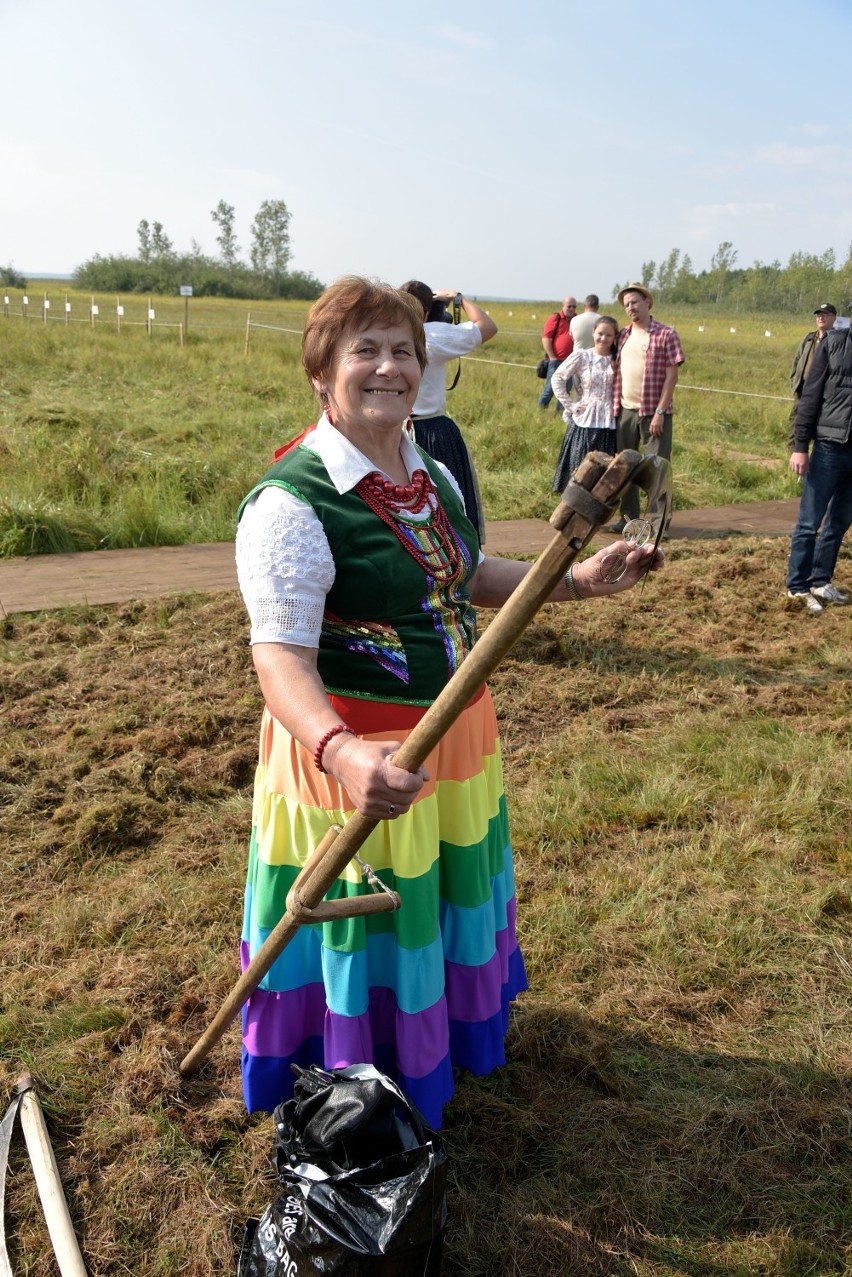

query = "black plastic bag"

[239,1064,447,1276]
[536,356,550,378]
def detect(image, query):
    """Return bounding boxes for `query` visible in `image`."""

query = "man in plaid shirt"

[610,283,685,532]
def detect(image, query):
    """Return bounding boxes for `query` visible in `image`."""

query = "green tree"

[150,221,174,259]
[211,200,239,270]
[710,241,737,302]
[656,249,681,298]
[250,199,291,286]
[137,219,152,264]
[0,263,27,288]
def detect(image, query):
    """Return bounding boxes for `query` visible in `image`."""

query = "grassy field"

[2,290,850,1275]
[1,538,850,1275]
[0,287,804,557]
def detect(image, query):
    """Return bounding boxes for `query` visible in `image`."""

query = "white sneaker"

[810,583,849,604]
[787,590,824,614]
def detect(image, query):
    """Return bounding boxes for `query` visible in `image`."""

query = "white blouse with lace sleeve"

[236,485,336,648]
[235,458,483,648]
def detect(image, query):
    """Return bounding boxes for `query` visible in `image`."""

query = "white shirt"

[411,321,482,416]
[236,415,473,648]
[569,310,602,350]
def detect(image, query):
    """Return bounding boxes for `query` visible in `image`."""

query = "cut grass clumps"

[1,537,851,1273]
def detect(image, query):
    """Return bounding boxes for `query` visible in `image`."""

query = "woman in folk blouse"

[552,316,620,493]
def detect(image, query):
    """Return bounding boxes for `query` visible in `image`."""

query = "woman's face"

[593,322,617,355]
[321,321,421,439]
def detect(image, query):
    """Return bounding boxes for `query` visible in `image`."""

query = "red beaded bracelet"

[314,723,356,773]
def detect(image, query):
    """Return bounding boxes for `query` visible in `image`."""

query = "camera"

[427,292,463,324]
[427,298,453,324]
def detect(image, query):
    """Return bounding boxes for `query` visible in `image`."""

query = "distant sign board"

[179,285,193,297]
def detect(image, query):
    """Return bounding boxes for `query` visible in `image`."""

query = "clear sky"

[4,0,852,301]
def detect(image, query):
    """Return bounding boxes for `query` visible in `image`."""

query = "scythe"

[0,1075,88,1277]
[179,448,671,1077]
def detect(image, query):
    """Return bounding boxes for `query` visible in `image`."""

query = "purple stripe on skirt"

[244,983,452,1081]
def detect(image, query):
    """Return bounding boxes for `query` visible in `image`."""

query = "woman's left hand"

[574,541,664,598]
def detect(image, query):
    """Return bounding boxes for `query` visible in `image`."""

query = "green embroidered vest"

[239,439,480,705]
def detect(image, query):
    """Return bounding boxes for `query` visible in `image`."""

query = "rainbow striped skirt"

[240,685,528,1129]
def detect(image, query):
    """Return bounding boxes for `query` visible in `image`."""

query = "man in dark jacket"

[787,303,837,450]
[786,325,852,611]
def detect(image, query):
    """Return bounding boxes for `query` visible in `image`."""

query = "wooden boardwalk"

[0,500,801,618]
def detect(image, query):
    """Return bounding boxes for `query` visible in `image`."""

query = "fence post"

[22,293,28,319]
[65,294,70,325]
[244,311,251,356]
[43,293,50,324]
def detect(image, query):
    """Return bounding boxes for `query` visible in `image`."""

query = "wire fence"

[3,295,793,404]
[243,320,793,403]
[0,290,305,339]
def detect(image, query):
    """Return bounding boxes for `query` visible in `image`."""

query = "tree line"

[614,242,852,314]
[68,198,324,300]
[6,231,852,313]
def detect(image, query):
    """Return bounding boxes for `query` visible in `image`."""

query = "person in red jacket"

[538,296,576,408]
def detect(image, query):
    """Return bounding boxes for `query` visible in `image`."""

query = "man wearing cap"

[787,304,837,450]
[538,296,577,409]
[610,284,685,532]
[785,317,852,612]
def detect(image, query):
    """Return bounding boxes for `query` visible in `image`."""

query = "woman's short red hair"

[302,276,427,386]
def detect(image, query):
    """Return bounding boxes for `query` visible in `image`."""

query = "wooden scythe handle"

[179,449,642,1077]
[14,1076,88,1277]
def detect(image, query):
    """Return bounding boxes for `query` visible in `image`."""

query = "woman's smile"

[323,321,421,438]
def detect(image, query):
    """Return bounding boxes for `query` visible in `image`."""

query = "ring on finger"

[388,803,396,815]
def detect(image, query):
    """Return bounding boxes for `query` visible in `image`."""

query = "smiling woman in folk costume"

[235,275,661,1127]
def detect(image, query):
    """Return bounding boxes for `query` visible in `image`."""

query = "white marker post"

[91,298,99,327]
[43,294,50,324]
[147,299,155,336]
[116,296,123,334]
[180,284,192,336]
[65,295,71,325]
[22,294,29,319]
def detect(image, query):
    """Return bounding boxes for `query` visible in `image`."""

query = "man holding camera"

[401,281,497,542]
